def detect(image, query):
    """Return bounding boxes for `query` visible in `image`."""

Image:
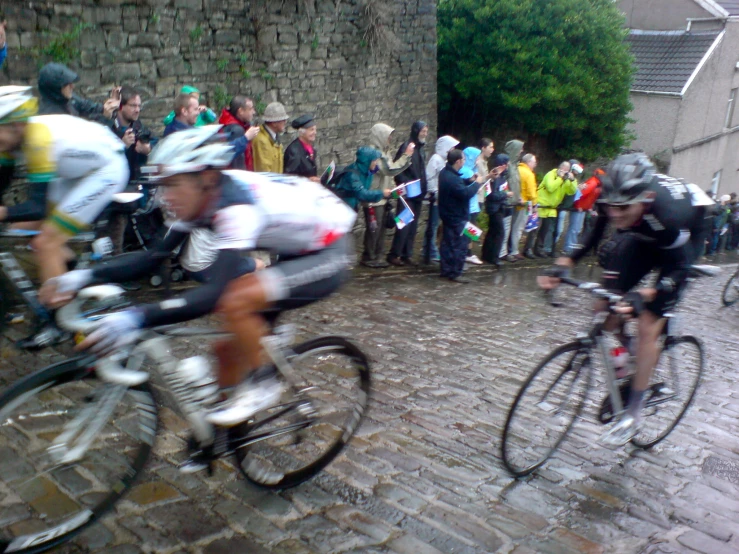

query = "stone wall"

[2,0,437,166]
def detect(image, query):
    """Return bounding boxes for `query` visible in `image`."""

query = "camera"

[137,129,152,144]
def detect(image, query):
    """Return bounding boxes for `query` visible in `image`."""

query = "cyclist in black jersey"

[538,153,714,445]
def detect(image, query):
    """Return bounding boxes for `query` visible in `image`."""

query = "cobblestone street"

[2,260,739,554]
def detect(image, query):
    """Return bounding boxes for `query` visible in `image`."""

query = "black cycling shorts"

[257,235,354,312]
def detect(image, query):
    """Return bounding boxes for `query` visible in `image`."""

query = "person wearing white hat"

[251,101,288,173]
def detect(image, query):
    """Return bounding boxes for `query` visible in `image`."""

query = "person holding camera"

[112,86,154,183]
[533,160,578,257]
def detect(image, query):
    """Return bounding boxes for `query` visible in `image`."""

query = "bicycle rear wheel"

[233,336,370,490]
[631,336,703,449]
[721,269,739,307]
[502,341,592,478]
[0,357,156,554]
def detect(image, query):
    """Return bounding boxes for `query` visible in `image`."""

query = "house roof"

[716,0,739,14]
[626,30,722,94]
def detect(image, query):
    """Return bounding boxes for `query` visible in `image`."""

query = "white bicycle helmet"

[144,125,235,179]
[0,86,37,123]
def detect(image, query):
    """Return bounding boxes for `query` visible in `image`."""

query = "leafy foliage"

[32,23,93,66]
[438,0,634,161]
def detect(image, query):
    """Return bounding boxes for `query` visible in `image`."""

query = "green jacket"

[335,147,383,210]
[537,168,577,218]
[162,108,217,127]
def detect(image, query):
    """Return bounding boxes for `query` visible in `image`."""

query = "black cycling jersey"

[571,173,713,296]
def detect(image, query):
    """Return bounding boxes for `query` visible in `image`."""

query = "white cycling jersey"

[171,171,357,255]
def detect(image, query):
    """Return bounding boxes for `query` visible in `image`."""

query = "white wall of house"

[619,0,711,30]
[670,131,739,194]
[628,94,681,160]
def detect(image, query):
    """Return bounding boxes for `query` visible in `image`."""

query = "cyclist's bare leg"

[217,273,270,388]
[633,310,665,393]
[31,223,71,284]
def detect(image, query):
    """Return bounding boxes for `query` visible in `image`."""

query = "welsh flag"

[462,221,483,241]
[394,207,414,229]
[484,180,492,197]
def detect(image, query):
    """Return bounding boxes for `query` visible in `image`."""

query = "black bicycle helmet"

[599,152,655,205]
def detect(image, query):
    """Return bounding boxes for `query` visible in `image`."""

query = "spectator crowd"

[16,60,739,283]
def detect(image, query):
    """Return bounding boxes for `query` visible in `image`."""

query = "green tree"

[438,0,634,161]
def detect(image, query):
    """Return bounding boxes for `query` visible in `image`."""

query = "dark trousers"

[481,210,505,263]
[388,197,423,261]
[534,216,557,255]
[362,204,387,261]
[440,222,468,279]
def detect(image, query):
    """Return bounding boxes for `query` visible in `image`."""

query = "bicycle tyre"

[631,335,703,449]
[0,356,157,554]
[721,268,739,307]
[501,341,592,478]
[234,336,371,490]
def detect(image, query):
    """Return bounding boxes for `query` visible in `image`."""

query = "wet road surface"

[1,260,739,554]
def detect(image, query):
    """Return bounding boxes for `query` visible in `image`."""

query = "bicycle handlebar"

[56,285,127,333]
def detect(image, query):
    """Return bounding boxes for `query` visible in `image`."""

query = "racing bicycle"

[721,264,739,307]
[501,265,718,478]
[0,285,370,553]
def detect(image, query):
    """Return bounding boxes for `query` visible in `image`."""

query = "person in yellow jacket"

[251,102,288,173]
[510,153,538,259]
[533,161,577,257]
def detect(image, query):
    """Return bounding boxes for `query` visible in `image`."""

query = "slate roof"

[626,30,722,94]
[717,1,739,15]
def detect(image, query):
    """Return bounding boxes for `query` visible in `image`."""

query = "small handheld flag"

[321,161,336,183]
[403,179,422,198]
[462,221,483,241]
[483,180,492,197]
[395,207,414,229]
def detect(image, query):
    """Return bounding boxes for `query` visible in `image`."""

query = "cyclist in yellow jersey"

[0,86,128,348]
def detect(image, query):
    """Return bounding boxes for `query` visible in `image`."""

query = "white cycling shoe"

[599,414,640,446]
[206,376,283,427]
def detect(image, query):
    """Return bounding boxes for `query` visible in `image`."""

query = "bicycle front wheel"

[0,357,157,554]
[234,336,370,490]
[631,336,703,449]
[502,341,592,478]
[721,269,739,307]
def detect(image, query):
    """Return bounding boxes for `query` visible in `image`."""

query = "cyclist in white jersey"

[44,126,356,427]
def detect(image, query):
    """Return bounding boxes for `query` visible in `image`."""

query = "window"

[710,170,722,195]
[725,88,737,128]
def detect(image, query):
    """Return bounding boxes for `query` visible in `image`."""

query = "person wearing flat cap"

[251,101,288,173]
[284,114,319,181]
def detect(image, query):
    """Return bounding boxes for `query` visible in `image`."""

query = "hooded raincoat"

[335,147,383,211]
[218,108,252,170]
[461,147,482,216]
[537,168,578,218]
[393,121,428,195]
[367,123,412,207]
[426,136,459,196]
[37,63,106,121]
[504,140,524,205]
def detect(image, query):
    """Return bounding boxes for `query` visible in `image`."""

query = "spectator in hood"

[481,154,513,266]
[424,135,459,264]
[362,123,413,268]
[460,146,483,265]
[502,139,524,259]
[162,85,217,128]
[334,146,391,211]
[438,149,490,282]
[218,95,260,169]
[284,114,319,181]
[387,120,429,266]
[37,62,118,121]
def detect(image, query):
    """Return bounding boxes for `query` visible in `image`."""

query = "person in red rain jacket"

[562,168,604,255]
[218,95,260,169]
